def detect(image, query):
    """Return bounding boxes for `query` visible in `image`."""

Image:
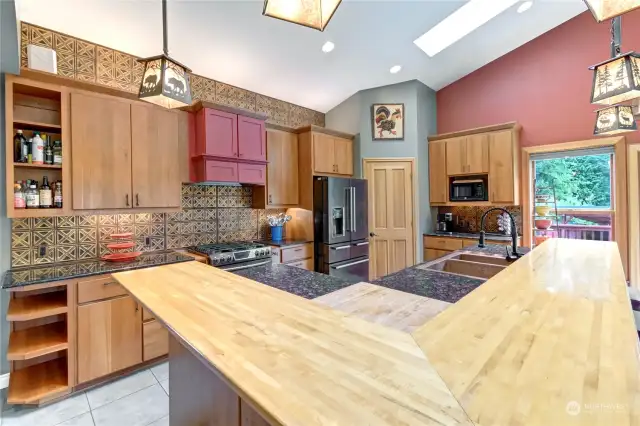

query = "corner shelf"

[7,322,68,361]
[14,163,62,170]
[7,357,68,404]
[13,119,61,131]
[11,208,66,218]
[7,291,68,321]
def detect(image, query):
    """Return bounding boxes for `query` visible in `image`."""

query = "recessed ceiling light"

[322,41,335,53]
[517,1,533,13]
[390,65,402,74]
[414,0,520,57]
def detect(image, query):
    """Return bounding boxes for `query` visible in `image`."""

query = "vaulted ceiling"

[16,0,587,112]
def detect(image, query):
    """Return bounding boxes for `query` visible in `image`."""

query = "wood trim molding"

[628,144,640,289]
[428,122,520,141]
[295,125,355,139]
[265,122,297,133]
[185,101,269,121]
[521,136,628,277]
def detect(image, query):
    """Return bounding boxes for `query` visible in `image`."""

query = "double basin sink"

[421,253,511,281]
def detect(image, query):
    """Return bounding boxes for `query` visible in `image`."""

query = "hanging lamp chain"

[610,16,621,58]
[162,0,169,56]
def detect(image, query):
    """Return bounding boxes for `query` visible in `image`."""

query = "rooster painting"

[372,104,404,140]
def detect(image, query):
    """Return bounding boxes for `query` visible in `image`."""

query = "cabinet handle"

[103,281,116,286]
[136,194,139,207]
[239,153,243,158]
[126,194,129,207]
[135,303,139,313]
[233,152,238,157]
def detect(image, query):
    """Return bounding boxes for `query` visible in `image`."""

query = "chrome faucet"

[478,207,522,262]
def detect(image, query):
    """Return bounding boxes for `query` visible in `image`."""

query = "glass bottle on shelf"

[53,140,62,165]
[44,141,53,165]
[54,180,63,208]
[14,130,27,163]
[31,132,44,165]
[14,182,25,209]
[39,176,52,208]
[25,185,39,209]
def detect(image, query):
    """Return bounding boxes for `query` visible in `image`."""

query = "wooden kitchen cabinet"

[238,116,266,161]
[196,108,238,158]
[429,141,447,204]
[77,295,142,384]
[424,249,452,262]
[71,92,132,210]
[253,129,299,208]
[313,133,336,174]
[445,137,466,176]
[489,130,518,204]
[445,135,488,175]
[334,137,354,175]
[131,103,181,208]
[143,320,169,361]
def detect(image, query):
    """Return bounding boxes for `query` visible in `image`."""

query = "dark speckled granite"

[425,231,515,241]
[255,239,312,247]
[233,263,358,299]
[2,251,194,289]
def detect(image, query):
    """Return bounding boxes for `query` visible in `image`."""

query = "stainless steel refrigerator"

[313,176,369,281]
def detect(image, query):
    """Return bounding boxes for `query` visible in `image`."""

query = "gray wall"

[1,0,20,377]
[326,79,436,261]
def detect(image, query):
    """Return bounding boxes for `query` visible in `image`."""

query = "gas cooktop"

[187,242,272,268]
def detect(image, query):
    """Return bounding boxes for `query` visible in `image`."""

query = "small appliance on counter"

[436,213,456,232]
[187,242,272,271]
[450,177,488,202]
[313,176,369,281]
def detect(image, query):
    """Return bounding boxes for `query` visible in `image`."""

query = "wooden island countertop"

[113,239,640,426]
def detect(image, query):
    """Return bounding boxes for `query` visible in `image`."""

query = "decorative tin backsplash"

[10,185,285,268]
[20,22,324,128]
[437,205,522,235]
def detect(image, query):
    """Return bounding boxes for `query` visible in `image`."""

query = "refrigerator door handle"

[351,187,356,233]
[331,259,369,269]
[344,187,351,232]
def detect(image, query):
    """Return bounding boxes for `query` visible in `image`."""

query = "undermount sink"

[423,254,508,280]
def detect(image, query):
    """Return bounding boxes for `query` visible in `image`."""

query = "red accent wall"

[436,11,640,146]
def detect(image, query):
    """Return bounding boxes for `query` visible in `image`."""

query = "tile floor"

[1,362,170,426]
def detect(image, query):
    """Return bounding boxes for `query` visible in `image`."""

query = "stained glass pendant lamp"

[583,0,640,22]
[263,0,342,31]
[137,0,192,109]
[594,105,638,135]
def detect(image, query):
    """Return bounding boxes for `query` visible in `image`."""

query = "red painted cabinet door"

[205,160,238,182]
[238,163,266,185]
[237,116,266,161]
[203,109,238,158]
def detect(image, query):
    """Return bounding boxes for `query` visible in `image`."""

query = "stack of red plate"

[101,233,142,262]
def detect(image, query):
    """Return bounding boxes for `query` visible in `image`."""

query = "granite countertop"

[424,231,516,241]
[2,251,194,289]
[255,239,311,247]
[232,263,358,299]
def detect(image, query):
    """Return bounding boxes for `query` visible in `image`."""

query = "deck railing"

[556,224,612,241]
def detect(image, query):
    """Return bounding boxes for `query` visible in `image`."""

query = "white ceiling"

[16,0,587,112]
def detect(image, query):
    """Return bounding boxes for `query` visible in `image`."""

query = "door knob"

[370,232,377,237]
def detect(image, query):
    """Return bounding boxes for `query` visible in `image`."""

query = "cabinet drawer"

[77,275,127,304]
[205,160,238,182]
[143,320,169,361]
[424,249,452,262]
[142,307,154,322]
[286,258,314,270]
[281,243,313,263]
[238,163,266,185]
[424,236,463,251]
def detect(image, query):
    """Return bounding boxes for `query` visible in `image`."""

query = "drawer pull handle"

[103,281,116,286]
[294,248,303,252]
[331,246,350,251]
[354,242,369,246]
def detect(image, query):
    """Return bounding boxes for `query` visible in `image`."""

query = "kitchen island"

[112,239,638,425]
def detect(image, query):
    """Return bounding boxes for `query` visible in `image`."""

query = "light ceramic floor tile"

[146,416,169,426]
[54,412,95,426]
[2,393,90,426]
[150,362,168,382]
[91,384,169,426]
[159,379,169,396]
[86,370,157,410]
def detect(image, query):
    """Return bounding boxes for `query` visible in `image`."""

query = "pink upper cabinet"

[195,109,238,158]
[237,116,266,161]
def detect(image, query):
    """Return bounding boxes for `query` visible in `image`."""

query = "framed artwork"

[372,103,404,140]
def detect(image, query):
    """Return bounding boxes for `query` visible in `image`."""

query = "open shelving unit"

[532,181,560,248]
[6,283,73,405]
[6,76,70,218]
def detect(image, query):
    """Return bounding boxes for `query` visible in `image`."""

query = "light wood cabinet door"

[143,320,169,361]
[429,141,447,203]
[131,103,181,208]
[334,137,353,176]
[466,134,489,174]
[445,137,466,175]
[313,133,336,174]
[71,92,132,210]
[77,296,142,384]
[424,249,452,262]
[489,130,515,204]
[266,130,299,206]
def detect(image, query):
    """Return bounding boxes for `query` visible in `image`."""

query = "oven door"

[327,257,369,281]
[218,259,272,271]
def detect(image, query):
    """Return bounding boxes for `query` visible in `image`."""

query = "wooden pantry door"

[364,159,416,280]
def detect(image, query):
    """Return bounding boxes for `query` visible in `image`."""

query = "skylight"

[414,0,521,57]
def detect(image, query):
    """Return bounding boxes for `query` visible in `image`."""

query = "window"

[532,148,614,243]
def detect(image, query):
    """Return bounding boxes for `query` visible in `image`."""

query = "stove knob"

[213,257,220,265]
[226,255,234,262]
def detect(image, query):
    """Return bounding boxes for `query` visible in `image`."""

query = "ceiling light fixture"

[322,41,335,53]
[390,65,402,74]
[517,1,533,13]
[594,105,637,135]
[263,0,342,32]
[413,0,520,57]
[583,0,640,22]
[137,0,192,109]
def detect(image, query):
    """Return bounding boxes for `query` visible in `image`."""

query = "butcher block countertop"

[112,261,473,426]
[112,239,638,426]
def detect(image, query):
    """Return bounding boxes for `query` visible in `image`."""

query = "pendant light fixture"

[263,0,342,31]
[583,0,640,22]
[137,0,192,109]
[594,105,637,135]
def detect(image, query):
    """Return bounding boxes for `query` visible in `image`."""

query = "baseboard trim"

[0,373,9,390]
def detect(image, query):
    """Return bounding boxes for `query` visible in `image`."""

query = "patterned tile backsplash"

[10,185,285,268]
[437,205,522,235]
[20,22,325,128]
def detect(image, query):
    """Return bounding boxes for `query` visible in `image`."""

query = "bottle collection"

[14,177,63,209]
[13,129,62,166]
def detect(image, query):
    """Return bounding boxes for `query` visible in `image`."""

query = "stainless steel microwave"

[450,179,487,201]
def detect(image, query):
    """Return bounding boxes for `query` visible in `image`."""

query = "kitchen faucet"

[478,207,522,262]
